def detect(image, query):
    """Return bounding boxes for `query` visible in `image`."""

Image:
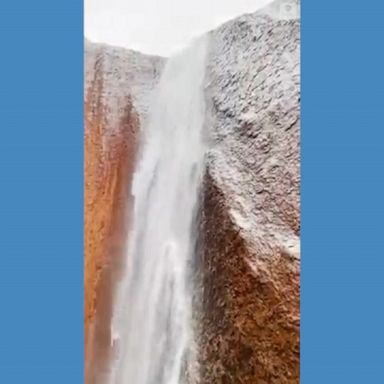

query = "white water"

[109,37,208,384]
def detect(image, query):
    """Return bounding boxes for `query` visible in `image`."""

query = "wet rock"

[196,2,300,382]
[84,41,164,383]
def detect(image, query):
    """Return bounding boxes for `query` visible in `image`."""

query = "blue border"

[1,0,384,382]
[0,1,83,382]
[302,0,384,382]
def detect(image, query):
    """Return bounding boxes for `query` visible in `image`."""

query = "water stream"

[109,36,208,384]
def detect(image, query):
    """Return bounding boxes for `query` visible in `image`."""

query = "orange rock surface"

[196,173,300,384]
[84,54,139,383]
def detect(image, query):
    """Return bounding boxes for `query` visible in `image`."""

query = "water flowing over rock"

[109,37,208,384]
[85,1,300,383]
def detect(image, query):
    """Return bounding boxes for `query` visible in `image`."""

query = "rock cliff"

[196,3,300,383]
[84,1,300,382]
[84,40,164,382]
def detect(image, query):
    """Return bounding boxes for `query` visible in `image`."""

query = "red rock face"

[84,49,139,384]
[84,39,164,384]
[195,173,300,384]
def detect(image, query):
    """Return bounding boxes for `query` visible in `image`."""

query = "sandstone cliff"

[84,40,164,382]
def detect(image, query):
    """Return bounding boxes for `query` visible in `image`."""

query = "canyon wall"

[196,3,300,382]
[84,1,300,382]
[84,40,164,382]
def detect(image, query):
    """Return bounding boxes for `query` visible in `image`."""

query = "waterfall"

[109,37,208,384]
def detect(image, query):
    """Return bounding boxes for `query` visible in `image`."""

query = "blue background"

[0,1,83,382]
[301,0,384,382]
[0,0,383,383]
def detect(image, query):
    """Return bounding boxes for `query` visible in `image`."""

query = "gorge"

[84,1,300,383]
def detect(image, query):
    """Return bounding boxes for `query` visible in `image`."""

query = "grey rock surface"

[85,39,166,134]
[205,2,300,262]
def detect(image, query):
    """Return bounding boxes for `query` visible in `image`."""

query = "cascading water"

[109,37,208,384]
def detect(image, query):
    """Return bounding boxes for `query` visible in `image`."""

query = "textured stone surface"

[196,173,299,384]
[84,41,164,383]
[84,1,300,381]
[205,2,300,254]
[85,39,165,132]
[195,2,300,383]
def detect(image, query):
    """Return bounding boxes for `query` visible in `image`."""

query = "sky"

[85,0,272,56]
